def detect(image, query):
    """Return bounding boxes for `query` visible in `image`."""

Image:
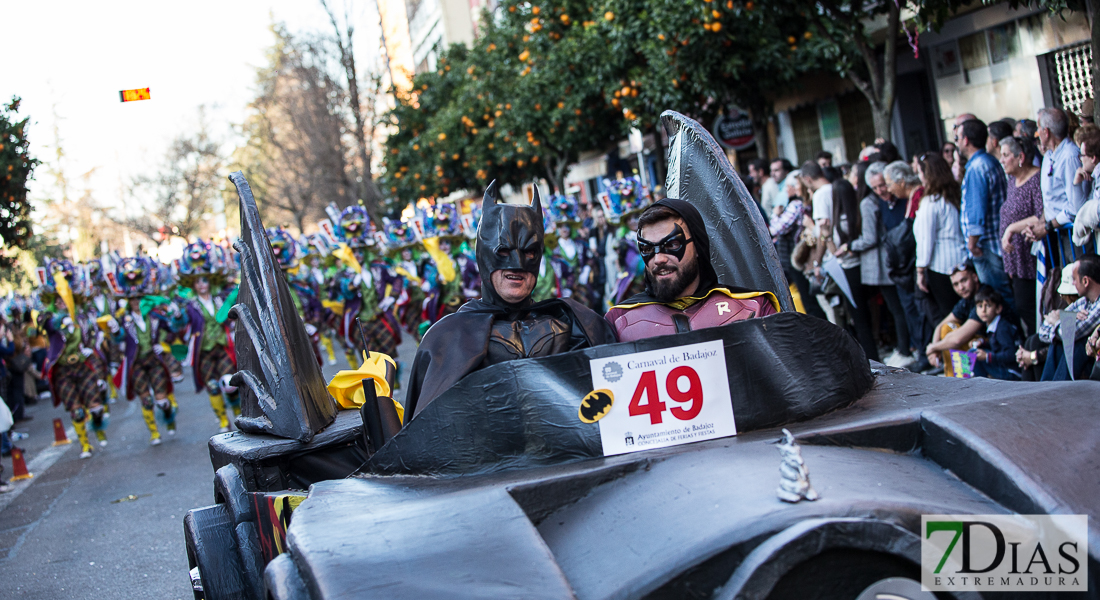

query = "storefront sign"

[713,107,755,150]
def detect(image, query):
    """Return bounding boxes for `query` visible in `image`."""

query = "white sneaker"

[884,351,913,368]
[150,438,162,446]
[99,440,108,447]
[327,358,337,365]
[80,451,92,459]
[167,428,176,436]
[218,426,229,433]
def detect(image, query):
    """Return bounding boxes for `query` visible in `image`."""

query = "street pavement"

[0,334,417,600]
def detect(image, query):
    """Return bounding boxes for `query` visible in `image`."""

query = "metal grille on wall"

[1051,41,1093,114]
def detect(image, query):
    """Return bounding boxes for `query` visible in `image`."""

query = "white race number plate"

[589,340,735,456]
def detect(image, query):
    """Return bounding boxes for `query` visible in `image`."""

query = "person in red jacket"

[605,199,780,341]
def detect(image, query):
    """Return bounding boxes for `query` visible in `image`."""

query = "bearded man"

[605,199,781,341]
[403,182,616,421]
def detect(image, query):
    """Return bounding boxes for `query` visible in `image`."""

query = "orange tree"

[583,0,822,154]
[382,0,625,205]
[0,97,38,269]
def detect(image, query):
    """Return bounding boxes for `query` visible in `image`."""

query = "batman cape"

[403,182,616,422]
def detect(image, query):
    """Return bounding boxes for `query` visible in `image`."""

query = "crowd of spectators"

[0,308,49,492]
[747,104,1100,382]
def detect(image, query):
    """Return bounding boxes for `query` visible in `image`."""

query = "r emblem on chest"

[716,302,730,315]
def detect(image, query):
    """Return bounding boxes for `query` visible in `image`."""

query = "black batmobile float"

[184,112,1099,600]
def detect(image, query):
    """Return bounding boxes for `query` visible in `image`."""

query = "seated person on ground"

[926,261,1020,370]
[605,199,780,342]
[1035,255,1100,381]
[403,182,617,420]
[970,286,1023,381]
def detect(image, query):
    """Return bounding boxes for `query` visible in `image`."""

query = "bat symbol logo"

[578,389,615,423]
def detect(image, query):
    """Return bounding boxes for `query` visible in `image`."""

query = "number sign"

[589,340,735,456]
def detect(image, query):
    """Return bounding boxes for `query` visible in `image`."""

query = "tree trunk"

[322,0,383,219]
[748,105,770,161]
[871,101,894,144]
[839,0,899,142]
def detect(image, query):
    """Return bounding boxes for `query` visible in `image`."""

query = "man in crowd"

[815,150,833,169]
[748,159,770,201]
[1036,255,1100,380]
[403,183,616,420]
[924,262,1019,368]
[1027,108,1087,252]
[605,199,780,341]
[957,118,1015,310]
[766,158,793,216]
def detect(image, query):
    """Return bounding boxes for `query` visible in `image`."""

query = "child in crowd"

[972,286,1022,381]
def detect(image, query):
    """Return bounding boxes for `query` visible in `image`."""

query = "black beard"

[648,256,700,303]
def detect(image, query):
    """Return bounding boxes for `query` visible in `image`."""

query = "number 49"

[628,366,703,425]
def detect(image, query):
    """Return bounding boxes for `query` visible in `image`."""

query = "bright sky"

[2,0,384,218]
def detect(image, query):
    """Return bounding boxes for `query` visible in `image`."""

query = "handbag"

[883,217,916,291]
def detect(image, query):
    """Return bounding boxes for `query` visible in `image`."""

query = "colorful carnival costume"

[332,206,403,367]
[38,259,108,458]
[180,241,241,432]
[113,257,177,445]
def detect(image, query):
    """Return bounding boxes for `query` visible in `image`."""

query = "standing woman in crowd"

[830,177,881,362]
[914,153,969,324]
[997,136,1043,335]
[848,162,911,363]
[770,171,827,320]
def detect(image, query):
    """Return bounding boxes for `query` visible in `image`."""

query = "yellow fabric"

[95,315,114,334]
[321,336,337,362]
[286,265,300,276]
[611,287,782,313]
[209,393,228,429]
[73,417,92,453]
[54,273,77,321]
[141,406,160,440]
[789,283,806,314]
[394,266,421,285]
[327,350,404,422]
[321,299,345,316]
[422,237,456,283]
[332,243,362,274]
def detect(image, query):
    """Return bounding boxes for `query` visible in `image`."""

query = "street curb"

[0,427,77,514]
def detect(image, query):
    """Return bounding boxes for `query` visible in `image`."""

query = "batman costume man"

[403,182,617,421]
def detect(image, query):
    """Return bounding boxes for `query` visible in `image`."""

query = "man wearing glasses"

[605,199,780,342]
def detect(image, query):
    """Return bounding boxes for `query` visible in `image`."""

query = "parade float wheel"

[185,504,248,600]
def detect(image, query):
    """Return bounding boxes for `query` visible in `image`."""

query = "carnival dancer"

[332,206,403,367]
[83,258,123,402]
[113,257,177,444]
[39,259,109,457]
[268,227,327,366]
[180,241,240,432]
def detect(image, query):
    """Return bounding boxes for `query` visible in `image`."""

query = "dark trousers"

[897,284,931,352]
[876,285,910,354]
[842,266,880,362]
[787,267,827,321]
[926,270,961,325]
[5,379,25,422]
[1010,276,1037,337]
[1041,337,1095,381]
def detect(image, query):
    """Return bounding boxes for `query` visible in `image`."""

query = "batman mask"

[476,180,545,308]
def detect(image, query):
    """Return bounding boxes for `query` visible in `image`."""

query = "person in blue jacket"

[971,285,1023,380]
